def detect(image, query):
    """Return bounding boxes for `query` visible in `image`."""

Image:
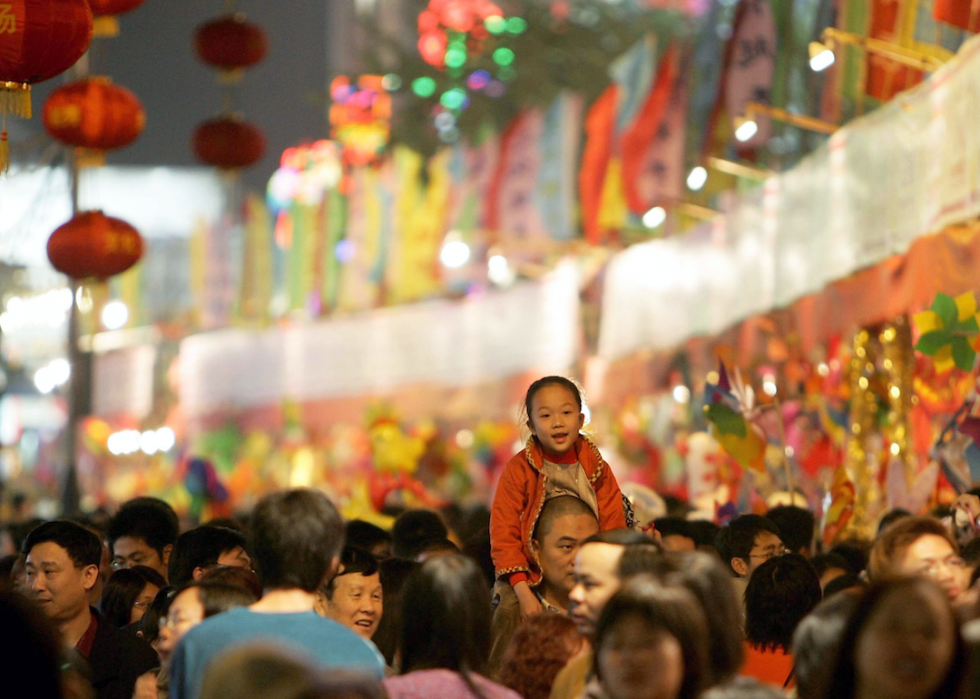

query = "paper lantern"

[47,210,143,279]
[192,116,265,169]
[43,77,145,152]
[87,0,145,36]
[0,0,94,171]
[194,14,268,75]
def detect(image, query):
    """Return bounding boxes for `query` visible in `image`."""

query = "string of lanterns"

[192,8,268,171]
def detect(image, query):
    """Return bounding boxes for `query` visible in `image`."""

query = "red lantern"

[194,14,268,74]
[192,116,265,169]
[43,77,145,151]
[87,0,145,36]
[47,210,143,279]
[0,0,94,171]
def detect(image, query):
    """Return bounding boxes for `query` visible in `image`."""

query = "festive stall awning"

[179,263,580,418]
[598,33,980,361]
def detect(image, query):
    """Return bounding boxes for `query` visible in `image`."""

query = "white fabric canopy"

[598,34,980,360]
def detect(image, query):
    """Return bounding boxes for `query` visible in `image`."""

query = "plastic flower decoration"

[914,291,980,372]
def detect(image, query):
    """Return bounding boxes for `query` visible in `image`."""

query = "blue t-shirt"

[169,608,385,699]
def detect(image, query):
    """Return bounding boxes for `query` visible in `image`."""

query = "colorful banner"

[724,0,777,150]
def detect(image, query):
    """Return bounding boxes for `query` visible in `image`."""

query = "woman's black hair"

[790,591,861,699]
[593,576,710,699]
[823,577,966,699]
[373,557,420,667]
[100,565,167,628]
[744,553,822,652]
[656,552,745,685]
[399,555,491,692]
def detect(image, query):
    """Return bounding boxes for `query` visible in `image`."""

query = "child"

[490,376,630,620]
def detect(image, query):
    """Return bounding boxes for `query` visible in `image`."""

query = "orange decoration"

[42,77,145,151]
[47,210,143,279]
[194,14,268,72]
[192,116,265,169]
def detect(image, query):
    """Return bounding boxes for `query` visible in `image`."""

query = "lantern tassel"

[0,82,32,119]
[92,16,121,38]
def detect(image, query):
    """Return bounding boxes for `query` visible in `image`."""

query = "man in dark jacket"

[24,520,159,699]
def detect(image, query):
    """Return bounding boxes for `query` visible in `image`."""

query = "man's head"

[654,518,696,553]
[391,510,448,560]
[568,529,651,638]
[250,489,345,592]
[107,497,179,580]
[316,546,382,639]
[345,520,393,561]
[23,521,101,627]
[715,514,783,579]
[168,525,251,587]
[869,515,970,602]
[529,496,600,605]
[765,506,816,557]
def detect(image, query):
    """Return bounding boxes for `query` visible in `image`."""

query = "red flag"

[579,86,619,244]
[934,0,980,32]
[621,44,679,214]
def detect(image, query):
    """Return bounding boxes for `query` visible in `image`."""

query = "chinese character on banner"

[329,75,391,166]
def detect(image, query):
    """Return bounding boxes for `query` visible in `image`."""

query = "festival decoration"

[823,463,855,545]
[192,115,266,169]
[416,0,506,69]
[703,364,767,473]
[913,291,980,373]
[0,0,94,172]
[42,77,145,160]
[329,75,392,166]
[194,13,268,80]
[842,328,884,537]
[87,0,146,37]
[934,0,980,33]
[179,456,230,522]
[47,210,143,279]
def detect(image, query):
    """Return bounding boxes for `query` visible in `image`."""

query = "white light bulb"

[487,254,515,286]
[102,301,129,330]
[673,386,691,404]
[34,367,55,394]
[809,49,835,72]
[48,359,71,386]
[156,427,176,452]
[440,240,471,269]
[686,166,708,191]
[735,120,759,142]
[642,206,667,229]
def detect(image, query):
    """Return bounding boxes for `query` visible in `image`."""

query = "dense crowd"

[3,376,980,699]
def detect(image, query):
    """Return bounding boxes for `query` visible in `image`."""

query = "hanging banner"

[724,0,777,150]
[579,86,619,244]
[488,110,547,240]
[537,92,583,241]
[867,0,923,101]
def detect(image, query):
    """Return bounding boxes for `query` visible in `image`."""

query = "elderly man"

[24,520,158,699]
[487,496,600,678]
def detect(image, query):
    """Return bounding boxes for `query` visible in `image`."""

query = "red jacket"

[490,435,627,586]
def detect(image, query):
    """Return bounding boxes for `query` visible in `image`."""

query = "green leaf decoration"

[932,293,958,328]
[952,336,977,372]
[704,402,747,438]
[958,315,980,334]
[916,329,954,356]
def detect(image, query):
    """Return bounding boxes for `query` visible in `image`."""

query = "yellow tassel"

[75,147,106,169]
[0,83,32,119]
[0,131,9,175]
[92,16,120,38]
[217,69,245,86]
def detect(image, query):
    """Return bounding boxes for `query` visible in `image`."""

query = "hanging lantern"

[47,210,143,279]
[192,115,265,169]
[194,14,268,81]
[87,0,146,37]
[0,0,94,172]
[43,77,145,160]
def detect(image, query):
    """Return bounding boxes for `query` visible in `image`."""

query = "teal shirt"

[170,608,385,699]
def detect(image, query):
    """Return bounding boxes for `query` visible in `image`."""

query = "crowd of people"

[3,375,980,699]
